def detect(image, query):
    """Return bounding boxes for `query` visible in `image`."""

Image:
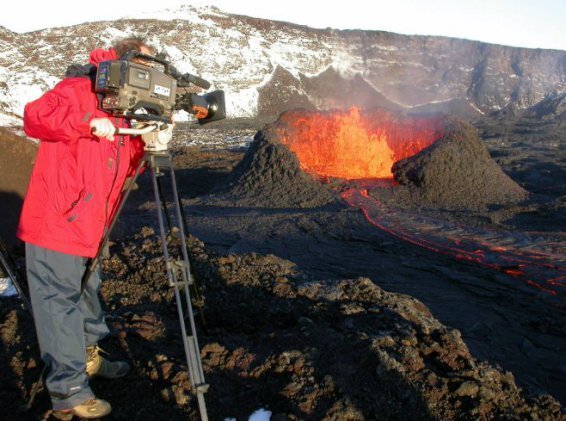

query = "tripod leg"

[156,176,174,235]
[168,165,209,413]
[155,175,207,328]
[0,238,32,312]
[149,162,209,421]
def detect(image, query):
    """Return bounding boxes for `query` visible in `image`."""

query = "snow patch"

[248,408,272,421]
[224,407,272,421]
[0,112,22,127]
[224,87,258,118]
[0,278,17,297]
[1,69,57,116]
[124,5,223,29]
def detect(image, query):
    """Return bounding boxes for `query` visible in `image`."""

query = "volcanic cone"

[211,126,338,208]
[392,119,529,210]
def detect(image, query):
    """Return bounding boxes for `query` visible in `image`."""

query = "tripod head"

[116,122,173,152]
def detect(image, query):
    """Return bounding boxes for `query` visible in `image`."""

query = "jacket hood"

[89,48,118,66]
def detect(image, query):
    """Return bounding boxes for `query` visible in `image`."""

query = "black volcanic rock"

[525,92,566,121]
[257,65,315,118]
[392,120,529,210]
[210,125,337,208]
[257,66,402,118]
[299,67,402,113]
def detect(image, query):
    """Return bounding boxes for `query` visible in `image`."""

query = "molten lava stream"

[342,188,565,301]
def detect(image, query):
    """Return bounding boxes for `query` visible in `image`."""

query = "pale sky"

[0,0,564,51]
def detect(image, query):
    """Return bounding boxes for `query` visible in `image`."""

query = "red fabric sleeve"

[23,79,95,143]
[127,137,147,177]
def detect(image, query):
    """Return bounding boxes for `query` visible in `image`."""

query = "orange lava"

[278,108,446,180]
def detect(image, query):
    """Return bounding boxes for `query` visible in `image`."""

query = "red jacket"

[18,48,145,257]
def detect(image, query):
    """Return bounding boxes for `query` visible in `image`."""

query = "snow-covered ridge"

[0,5,564,124]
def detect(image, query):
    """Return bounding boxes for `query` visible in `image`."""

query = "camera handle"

[81,145,209,420]
[114,124,160,135]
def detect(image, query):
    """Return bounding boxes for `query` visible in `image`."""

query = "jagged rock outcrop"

[525,92,566,121]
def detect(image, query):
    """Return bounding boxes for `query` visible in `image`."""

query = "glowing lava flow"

[278,108,445,179]
[342,189,566,302]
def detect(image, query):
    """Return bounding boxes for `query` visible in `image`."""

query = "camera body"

[95,60,177,120]
[94,52,226,124]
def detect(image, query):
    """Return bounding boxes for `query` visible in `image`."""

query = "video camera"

[94,51,226,125]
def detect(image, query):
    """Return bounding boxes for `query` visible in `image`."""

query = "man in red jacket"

[19,37,154,418]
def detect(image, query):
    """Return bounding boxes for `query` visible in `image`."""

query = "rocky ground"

[0,111,565,420]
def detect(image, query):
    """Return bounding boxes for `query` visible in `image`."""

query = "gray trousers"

[25,243,110,410]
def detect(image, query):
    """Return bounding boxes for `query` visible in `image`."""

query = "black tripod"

[82,144,209,420]
[0,236,32,312]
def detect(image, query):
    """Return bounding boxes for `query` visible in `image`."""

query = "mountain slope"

[0,5,564,120]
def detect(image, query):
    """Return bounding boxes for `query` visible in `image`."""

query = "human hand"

[90,118,116,141]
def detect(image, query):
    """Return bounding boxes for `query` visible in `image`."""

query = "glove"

[90,118,116,141]
[154,123,174,146]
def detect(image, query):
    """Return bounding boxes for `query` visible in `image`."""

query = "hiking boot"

[56,397,111,419]
[86,346,130,379]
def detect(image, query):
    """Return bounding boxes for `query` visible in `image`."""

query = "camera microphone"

[168,66,211,89]
[180,73,211,90]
